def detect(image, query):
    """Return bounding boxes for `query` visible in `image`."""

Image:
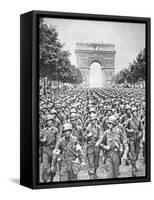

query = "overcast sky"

[44,18,145,73]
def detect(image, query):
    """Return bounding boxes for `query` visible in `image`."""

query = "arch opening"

[89,62,102,88]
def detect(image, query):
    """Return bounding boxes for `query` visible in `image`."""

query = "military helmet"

[46,115,55,121]
[56,104,61,109]
[120,104,124,109]
[90,113,97,121]
[70,113,77,121]
[125,104,131,110]
[131,107,137,112]
[103,105,107,110]
[99,103,103,107]
[115,101,119,105]
[89,107,95,113]
[50,109,57,115]
[107,115,117,126]
[106,105,112,111]
[125,101,129,105]
[142,102,145,108]
[70,108,76,114]
[63,123,72,132]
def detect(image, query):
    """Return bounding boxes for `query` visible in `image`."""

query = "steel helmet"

[120,104,124,109]
[99,103,103,107]
[70,108,76,114]
[131,107,137,112]
[46,115,55,122]
[125,105,131,110]
[63,123,72,132]
[70,113,77,121]
[90,113,97,121]
[89,107,95,113]
[106,105,112,111]
[107,115,117,126]
[50,109,57,115]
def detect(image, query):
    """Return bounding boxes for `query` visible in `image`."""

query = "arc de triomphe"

[75,43,116,87]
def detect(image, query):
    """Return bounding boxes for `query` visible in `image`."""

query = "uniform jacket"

[125,117,143,140]
[85,123,103,145]
[52,135,83,166]
[102,126,128,157]
[40,126,59,148]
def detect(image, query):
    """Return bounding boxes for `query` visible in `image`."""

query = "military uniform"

[125,115,143,175]
[40,125,59,182]
[120,113,131,125]
[101,125,128,178]
[101,116,109,132]
[72,125,84,146]
[54,117,62,134]
[85,121,103,179]
[51,135,83,181]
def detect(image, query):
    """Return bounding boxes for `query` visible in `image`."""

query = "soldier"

[40,115,59,182]
[125,107,144,176]
[120,104,132,125]
[119,104,125,116]
[83,107,97,129]
[51,123,85,181]
[56,104,66,125]
[70,108,82,127]
[70,113,84,146]
[101,115,128,178]
[114,101,120,114]
[85,113,103,179]
[50,108,62,134]
[101,105,112,132]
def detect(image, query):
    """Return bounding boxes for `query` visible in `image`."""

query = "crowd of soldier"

[39,87,145,182]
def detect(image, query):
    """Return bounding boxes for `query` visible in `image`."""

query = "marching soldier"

[120,104,132,125]
[39,85,146,182]
[85,113,103,179]
[40,115,59,182]
[70,113,84,146]
[69,108,82,127]
[101,115,128,178]
[84,107,97,129]
[50,108,62,134]
[101,105,112,132]
[51,123,85,181]
[125,107,144,176]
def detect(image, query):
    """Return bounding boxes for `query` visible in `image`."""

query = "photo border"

[25,10,151,189]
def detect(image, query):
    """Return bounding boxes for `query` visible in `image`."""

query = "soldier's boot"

[50,176,53,182]
[50,171,56,182]
[89,174,94,179]
[134,165,137,172]
[94,170,97,179]
[132,165,136,177]
[73,174,77,181]
[126,159,130,166]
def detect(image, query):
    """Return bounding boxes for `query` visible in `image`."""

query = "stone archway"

[75,43,116,87]
[89,61,102,88]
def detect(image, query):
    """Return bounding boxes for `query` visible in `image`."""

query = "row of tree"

[39,18,83,93]
[112,48,146,84]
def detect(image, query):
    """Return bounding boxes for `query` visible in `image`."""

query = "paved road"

[39,148,145,182]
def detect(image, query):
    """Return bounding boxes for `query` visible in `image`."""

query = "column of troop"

[39,87,145,182]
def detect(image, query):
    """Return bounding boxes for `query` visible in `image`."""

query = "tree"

[39,18,63,78]
[130,48,146,82]
[113,48,145,85]
[39,18,83,92]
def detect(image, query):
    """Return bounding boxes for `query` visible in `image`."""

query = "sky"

[44,17,145,73]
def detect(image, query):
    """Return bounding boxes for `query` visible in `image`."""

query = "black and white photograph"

[39,16,148,184]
